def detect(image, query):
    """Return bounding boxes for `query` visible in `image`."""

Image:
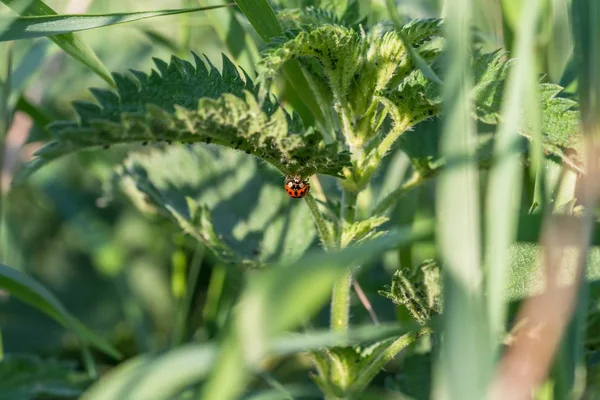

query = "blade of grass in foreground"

[485,0,541,350]
[436,0,491,398]
[0,5,233,41]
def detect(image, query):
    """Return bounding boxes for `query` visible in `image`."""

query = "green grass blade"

[0,264,121,359]
[437,0,490,398]
[0,5,233,41]
[1,0,113,86]
[232,0,282,41]
[485,0,541,346]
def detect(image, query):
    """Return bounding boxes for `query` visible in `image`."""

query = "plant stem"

[330,187,358,332]
[331,270,353,333]
[349,327,432,393]
[304,193,334,250]
[340,187,357,227]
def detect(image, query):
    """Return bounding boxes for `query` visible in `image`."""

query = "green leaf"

[0,264,121,359]
[0,0,115,86]
[13,53,350,184]
[340,216,388,247]
[379,259,441,325]
[116,144,317,268]
[0,5,232,41]
[0,355,88,400]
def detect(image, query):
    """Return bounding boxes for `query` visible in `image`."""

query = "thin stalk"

[374,118,412,159]
[352,279,379,325]
[172,244,205,346]
[304,193,334,251]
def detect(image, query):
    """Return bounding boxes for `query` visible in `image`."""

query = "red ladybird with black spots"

[284,175,310,198]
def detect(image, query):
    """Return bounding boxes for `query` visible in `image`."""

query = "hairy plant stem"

[331,187,358,332]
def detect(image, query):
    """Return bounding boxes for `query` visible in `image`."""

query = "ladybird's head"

[285,175,307,188]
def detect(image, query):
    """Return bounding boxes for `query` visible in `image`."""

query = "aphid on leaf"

[284,175,310,198]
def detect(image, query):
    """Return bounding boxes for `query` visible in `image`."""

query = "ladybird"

[284,175,310,198]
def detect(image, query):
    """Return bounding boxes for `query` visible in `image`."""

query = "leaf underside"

[14,53,351,184]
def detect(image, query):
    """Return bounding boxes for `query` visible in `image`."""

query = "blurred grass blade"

[1,0,113,86]
[0,264,121,359]
[83,323,410,400]
[83,345,218,400]
[485,0,540,345]
[0,5,233,41]
[233,0,325,124]
[139,28,180,54]
[232,0,281,41]
[0,0,31,32]
[436,0,490,398]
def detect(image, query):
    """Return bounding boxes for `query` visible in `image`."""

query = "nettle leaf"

[14,53,350,183]
[400,18,444,46]
[387,50,582,174]
[260,25,363,102]
[311,330,426,397]
[379,260,442,325]
[340,216,388,247]
[116,145,316,268]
